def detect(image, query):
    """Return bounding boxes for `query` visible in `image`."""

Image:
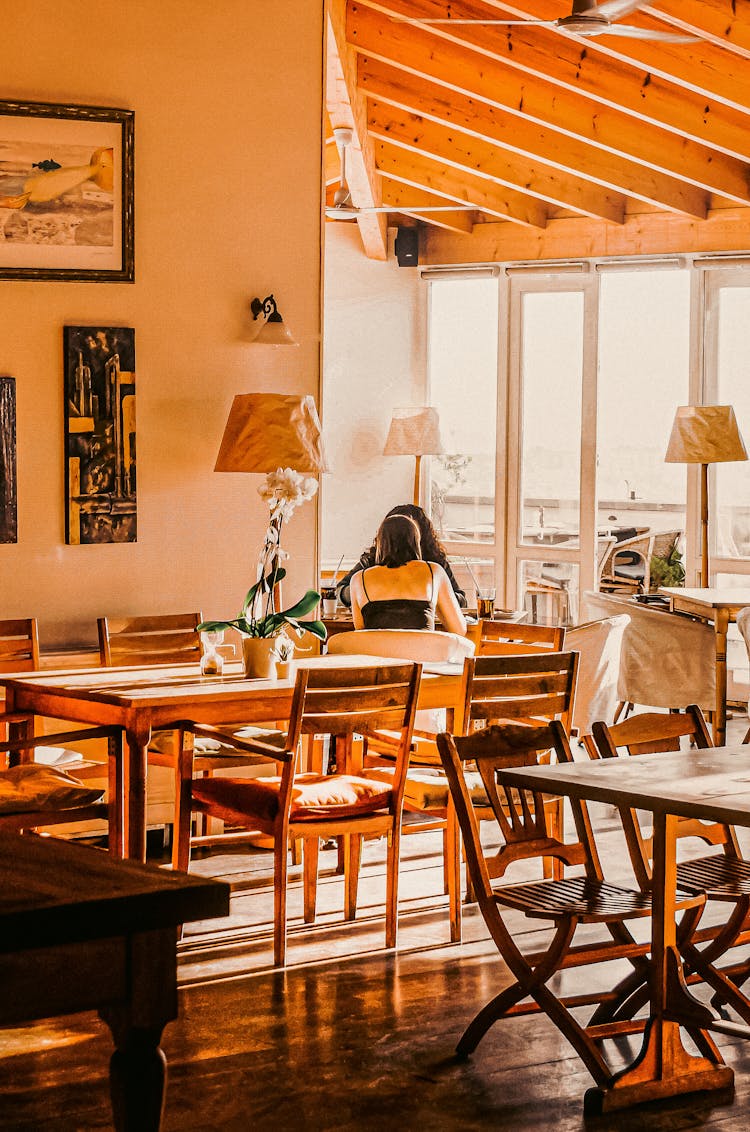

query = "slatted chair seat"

[677,856,750,899]
[497,875,699,923]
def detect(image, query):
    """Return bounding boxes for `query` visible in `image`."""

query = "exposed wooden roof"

[324,0,750,263]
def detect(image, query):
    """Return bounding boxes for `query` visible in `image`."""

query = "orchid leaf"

[282,590,321,620]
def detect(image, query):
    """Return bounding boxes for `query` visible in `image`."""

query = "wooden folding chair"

[177,662,421,967]
[589,707,750,1025]
[435,721,705,1089]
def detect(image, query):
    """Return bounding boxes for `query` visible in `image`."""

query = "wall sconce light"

[249,294,297,345]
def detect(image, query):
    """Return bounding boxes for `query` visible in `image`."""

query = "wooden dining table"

[1,655,463,862]
[497,746,750,1114]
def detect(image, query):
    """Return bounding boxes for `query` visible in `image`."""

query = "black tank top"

[359,563,436,630]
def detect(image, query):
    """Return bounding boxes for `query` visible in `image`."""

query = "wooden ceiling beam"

[326,0,387,259]
[348,4,750,203]
[361,56,708,217]
[380,180,477,232]
[369,100,628,222]
[324,138,340,185]
[475,0,750,110]
[640,0,750,57]
[376,140,550,226]
[355,0,750,161]
[422,204,750,264]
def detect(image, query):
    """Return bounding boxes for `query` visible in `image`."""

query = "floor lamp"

[665,404,747,587]
[383,406,444,506]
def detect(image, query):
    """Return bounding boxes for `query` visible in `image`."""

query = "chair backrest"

[468,620,565,656]
[98,613,203,667]
[736,608,750,719]
[285,662,422,803]
[580,590,715,711]
[327,628,474,663]
[459,651,579,736]
[0,618,40,672]
[564,614,629,735]
[436,720,599,893]
[587,707,738,885]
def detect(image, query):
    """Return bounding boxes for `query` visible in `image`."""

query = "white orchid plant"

[199,467,327,642]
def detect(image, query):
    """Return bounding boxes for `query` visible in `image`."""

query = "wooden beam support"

[422,204,750,264]
[355,1,750,161]
[380,180,477,232]
[360,56,709,217]
[640,0,750,57]
[376,140,549,226]
[327,0,387,259]
[368,100,627,223]
[348,3,750,203]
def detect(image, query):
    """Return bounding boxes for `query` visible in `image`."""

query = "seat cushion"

[0,765,104,814]
[364,766,488,810]
[191,773,392,826]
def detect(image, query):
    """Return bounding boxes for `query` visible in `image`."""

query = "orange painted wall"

[0,0,324,648]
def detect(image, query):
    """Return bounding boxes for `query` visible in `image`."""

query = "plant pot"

[276,660,296,682]
[241,636,277,680]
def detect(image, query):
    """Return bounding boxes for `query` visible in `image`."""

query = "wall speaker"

[395,226,419,267]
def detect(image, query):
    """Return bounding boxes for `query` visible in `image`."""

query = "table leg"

[585,811,733,1114]
[100,928,178,1132]
[714,609,730,747]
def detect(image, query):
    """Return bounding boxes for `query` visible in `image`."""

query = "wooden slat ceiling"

[324,0,750,263]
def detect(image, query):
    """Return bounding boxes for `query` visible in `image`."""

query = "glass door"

[506,273,598,623]
[704,267,750,584]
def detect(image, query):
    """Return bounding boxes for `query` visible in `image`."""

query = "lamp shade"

[383,406,444,457]
[214,393,328,475]
[665,405,747,465]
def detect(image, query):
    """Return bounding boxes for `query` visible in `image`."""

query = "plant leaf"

[282,589,321,619]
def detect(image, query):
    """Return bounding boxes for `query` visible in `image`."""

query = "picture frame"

[0,99,134,282]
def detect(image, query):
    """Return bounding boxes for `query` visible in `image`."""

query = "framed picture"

[0,99,134,282]
[64,327,136,544]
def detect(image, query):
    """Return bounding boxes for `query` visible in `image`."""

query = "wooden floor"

[6,733,750,1129]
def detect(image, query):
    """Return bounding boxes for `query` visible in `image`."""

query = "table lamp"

[665,404,747,586]
[383,406,444,506]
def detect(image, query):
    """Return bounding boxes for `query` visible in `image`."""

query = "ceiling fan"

[325,128,479,220]
[392,0,697,42]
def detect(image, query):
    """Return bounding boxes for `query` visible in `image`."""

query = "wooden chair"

[0,618,124,847]
[364,651,579,942]
[435,721,705,1088]
[468,620,565,656]
[588,707,750,1024]
[98,613,279,867]
[178,661,421,966]
[599,529,681,595]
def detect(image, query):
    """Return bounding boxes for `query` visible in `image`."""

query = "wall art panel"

[64,326,136,544]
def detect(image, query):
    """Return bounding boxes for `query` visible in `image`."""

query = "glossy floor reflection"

[5,757,750,1129]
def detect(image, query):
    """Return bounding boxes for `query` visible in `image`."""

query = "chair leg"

[303,836,319,924]
[291,838,302,866]
[385,825,402,950]
[743,724,750,745]
[446,803,462,944]
[273,827,289,967]
[344,833,362,921]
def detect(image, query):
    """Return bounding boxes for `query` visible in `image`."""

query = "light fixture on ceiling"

[665,405,747,587]
[249,294,297,345]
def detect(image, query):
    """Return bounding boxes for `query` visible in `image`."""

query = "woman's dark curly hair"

[374,514,422,568]
[385,504,451,567]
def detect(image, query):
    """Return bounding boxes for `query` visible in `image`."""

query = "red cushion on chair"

[191,773,393,827]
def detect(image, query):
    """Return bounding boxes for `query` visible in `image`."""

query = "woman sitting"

[338,504,467,609]
[350,513,467,636]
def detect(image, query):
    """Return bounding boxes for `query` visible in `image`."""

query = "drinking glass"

[321,586,338,617]
[476,588,496,620]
